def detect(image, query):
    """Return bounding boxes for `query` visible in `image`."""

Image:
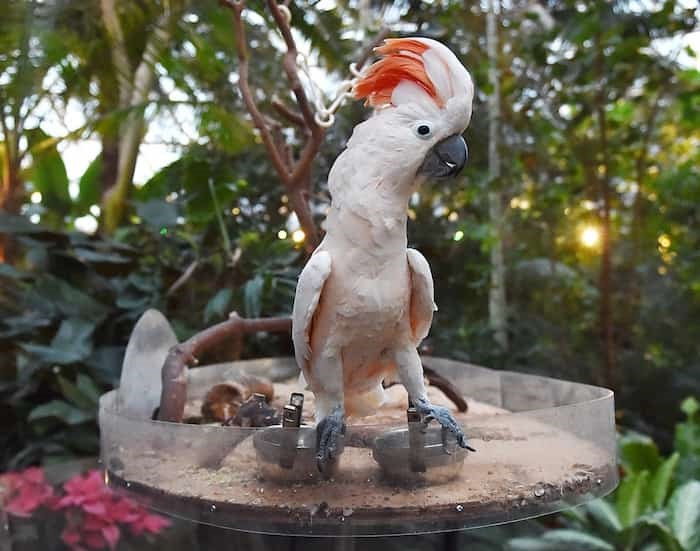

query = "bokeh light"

[580,226,600,248]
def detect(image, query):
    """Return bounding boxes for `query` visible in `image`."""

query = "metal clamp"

[279,393,304,469]
[407,406,426,473]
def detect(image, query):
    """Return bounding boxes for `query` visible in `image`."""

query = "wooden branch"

[166,259,199,297]
[224,0,292,184]
[271,97,306,128]
[222,1,388,255]
[355,26,390,70]
[158,313,292,422]
[100,0,133,108]
[266,0,320,137]
[382,362,469,413]
[422,364,469,412]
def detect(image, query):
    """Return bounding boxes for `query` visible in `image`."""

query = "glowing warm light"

[278,206,288,215]
[580,226,600,248]
[292,229,305,243]
[89,204,101,217]
[658,234,671,249]
[231,207,241,215]
[453,230,464,242]
[510,197,531,210]
[75,215,98,235]
[281,195,289,204]
[278,230,288,239]
[30,191,42,204]
[448,211,458,222]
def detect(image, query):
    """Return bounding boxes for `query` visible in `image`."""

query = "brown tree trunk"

[595,29,616,390]
[100,133,120,198]
[0,158,23,263]
[486,0,509,350]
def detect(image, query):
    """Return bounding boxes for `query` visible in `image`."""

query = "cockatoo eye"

[414,122,434,139]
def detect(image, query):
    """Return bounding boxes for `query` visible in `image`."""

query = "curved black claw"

[315,406,346,476]
[415,398,476,452]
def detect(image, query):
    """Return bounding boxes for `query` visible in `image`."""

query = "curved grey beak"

[419,134,468,179]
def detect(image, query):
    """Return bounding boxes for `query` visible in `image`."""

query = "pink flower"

[55,470,170,550]
[101,525,120,549]
[2,468,170,550]
[128,512,171,535]
[0,467,54,518]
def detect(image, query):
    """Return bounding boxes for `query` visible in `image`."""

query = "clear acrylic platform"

[99,357,617,537]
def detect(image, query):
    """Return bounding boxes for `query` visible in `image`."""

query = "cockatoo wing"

[292,250,332,373]
[407,248,437,345]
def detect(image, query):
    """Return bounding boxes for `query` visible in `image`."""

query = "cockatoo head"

[352,37,474,183]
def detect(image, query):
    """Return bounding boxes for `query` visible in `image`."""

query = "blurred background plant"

[1,0,699,548]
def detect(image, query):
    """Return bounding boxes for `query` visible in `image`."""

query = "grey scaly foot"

[415,397,476,452]
[315,405,346,475]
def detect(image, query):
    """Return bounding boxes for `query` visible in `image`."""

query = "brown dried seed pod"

[201,383,246,422]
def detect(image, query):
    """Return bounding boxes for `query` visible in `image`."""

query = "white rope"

[296,51,363,129]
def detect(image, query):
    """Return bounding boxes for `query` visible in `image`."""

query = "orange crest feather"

[354,39,442,108]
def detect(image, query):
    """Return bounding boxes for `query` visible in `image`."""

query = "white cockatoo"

[292,37,475,472]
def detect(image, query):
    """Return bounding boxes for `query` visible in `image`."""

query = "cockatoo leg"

[393,346,475,452]
[311,351,346,475]
[315,404,345,475]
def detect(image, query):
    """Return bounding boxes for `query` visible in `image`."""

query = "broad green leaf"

[73,247,132,264]
[57,374,100,410]
[620,433,662,474]
[197,104,253,154]
[507,530,614,551]
[58,376,94,410]
[667,481,700,551]
[507,537,559,551]
[0,262,23,279]
[243,275,264,318]
[29,275,109,322]
[629,515,684,551]
[204,288,233,323]
[26,129,71,213]
[617,470,651,527]
[0,213,46,234]
[135,199,179,233]
[20,318,95,365]
[76,374,102,404]
[28,400,93,425]
[650,453,680,509]
[75,154,102,212]
[681,397,699,419]
[675,398,700,484]
[583,498,623,533]
[608,100,635,124]
[541,530,614,550]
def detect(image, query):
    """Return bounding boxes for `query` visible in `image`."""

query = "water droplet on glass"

[455,504,464,512]
[534,486,545,497]
[211,504,217,512]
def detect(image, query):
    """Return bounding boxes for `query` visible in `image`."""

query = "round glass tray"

[99,357,617,537]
